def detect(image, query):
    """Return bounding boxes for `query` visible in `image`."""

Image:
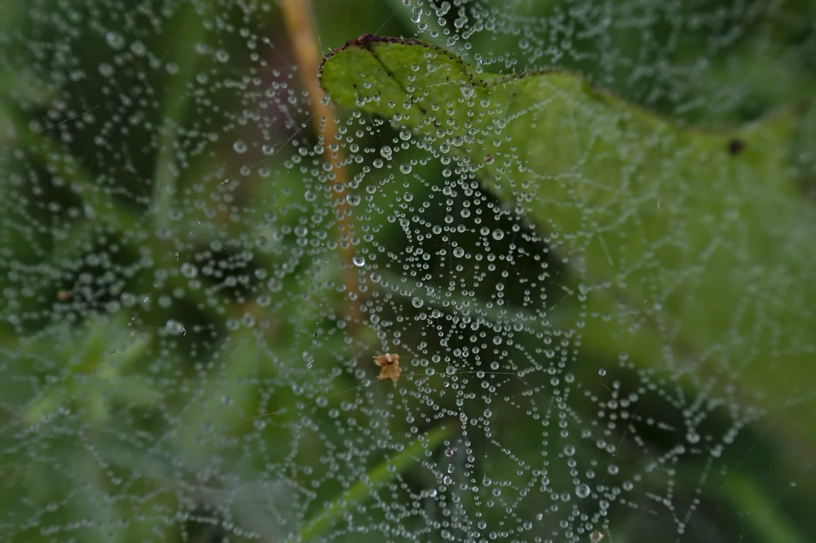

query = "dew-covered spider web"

[1,1,816,542]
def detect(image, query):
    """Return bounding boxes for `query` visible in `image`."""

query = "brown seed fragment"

[373,353,401,386]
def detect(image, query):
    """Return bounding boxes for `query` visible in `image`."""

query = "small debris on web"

[374,353,402,386]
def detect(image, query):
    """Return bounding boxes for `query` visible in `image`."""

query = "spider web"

[1,0,815,542]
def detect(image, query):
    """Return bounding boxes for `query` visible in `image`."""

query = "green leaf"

[151,7,212,231]
[319,36,816,433]
[292,420,457,543]
[727,475,807,543]
[20,317,155,426]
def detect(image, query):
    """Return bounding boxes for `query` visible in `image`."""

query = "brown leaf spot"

[374,353,401,386]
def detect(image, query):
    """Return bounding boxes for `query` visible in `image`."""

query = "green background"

[1,0,814,542]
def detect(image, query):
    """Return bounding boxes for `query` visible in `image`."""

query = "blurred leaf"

[0,103,140,233]
[376,268,569,333]
[294,420,457,543]
[320,36,816,435]
[20,317,154,426]
[152,6,211,231]
[727,474,807,543]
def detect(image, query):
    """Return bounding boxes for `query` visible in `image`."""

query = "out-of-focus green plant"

[1,1,815,542]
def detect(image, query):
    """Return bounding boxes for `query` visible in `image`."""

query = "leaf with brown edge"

[320,35,816,446]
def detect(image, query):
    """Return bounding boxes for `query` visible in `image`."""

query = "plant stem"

[279,0,360,333]
[292,420,458,542]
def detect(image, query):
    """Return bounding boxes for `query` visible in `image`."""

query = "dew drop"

[165,319,185,336]
[233,140,248,154]
[180,262,198,278]
[105,31,125,50]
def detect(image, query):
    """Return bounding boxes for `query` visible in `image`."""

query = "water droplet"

[598,368,606,376]
[491,229,504,241]
[352,255,366,267]
[180,262,198,278]
[576,484,591,498]
[400,163,412,174]
[233,140,247,154]
[165,319,185,336]
[590,530,604,542]
[105,32,125,50]
[412,297,423,308]
[98,63,115,77]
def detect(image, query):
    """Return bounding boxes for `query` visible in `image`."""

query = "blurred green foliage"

[0,0,814,542]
